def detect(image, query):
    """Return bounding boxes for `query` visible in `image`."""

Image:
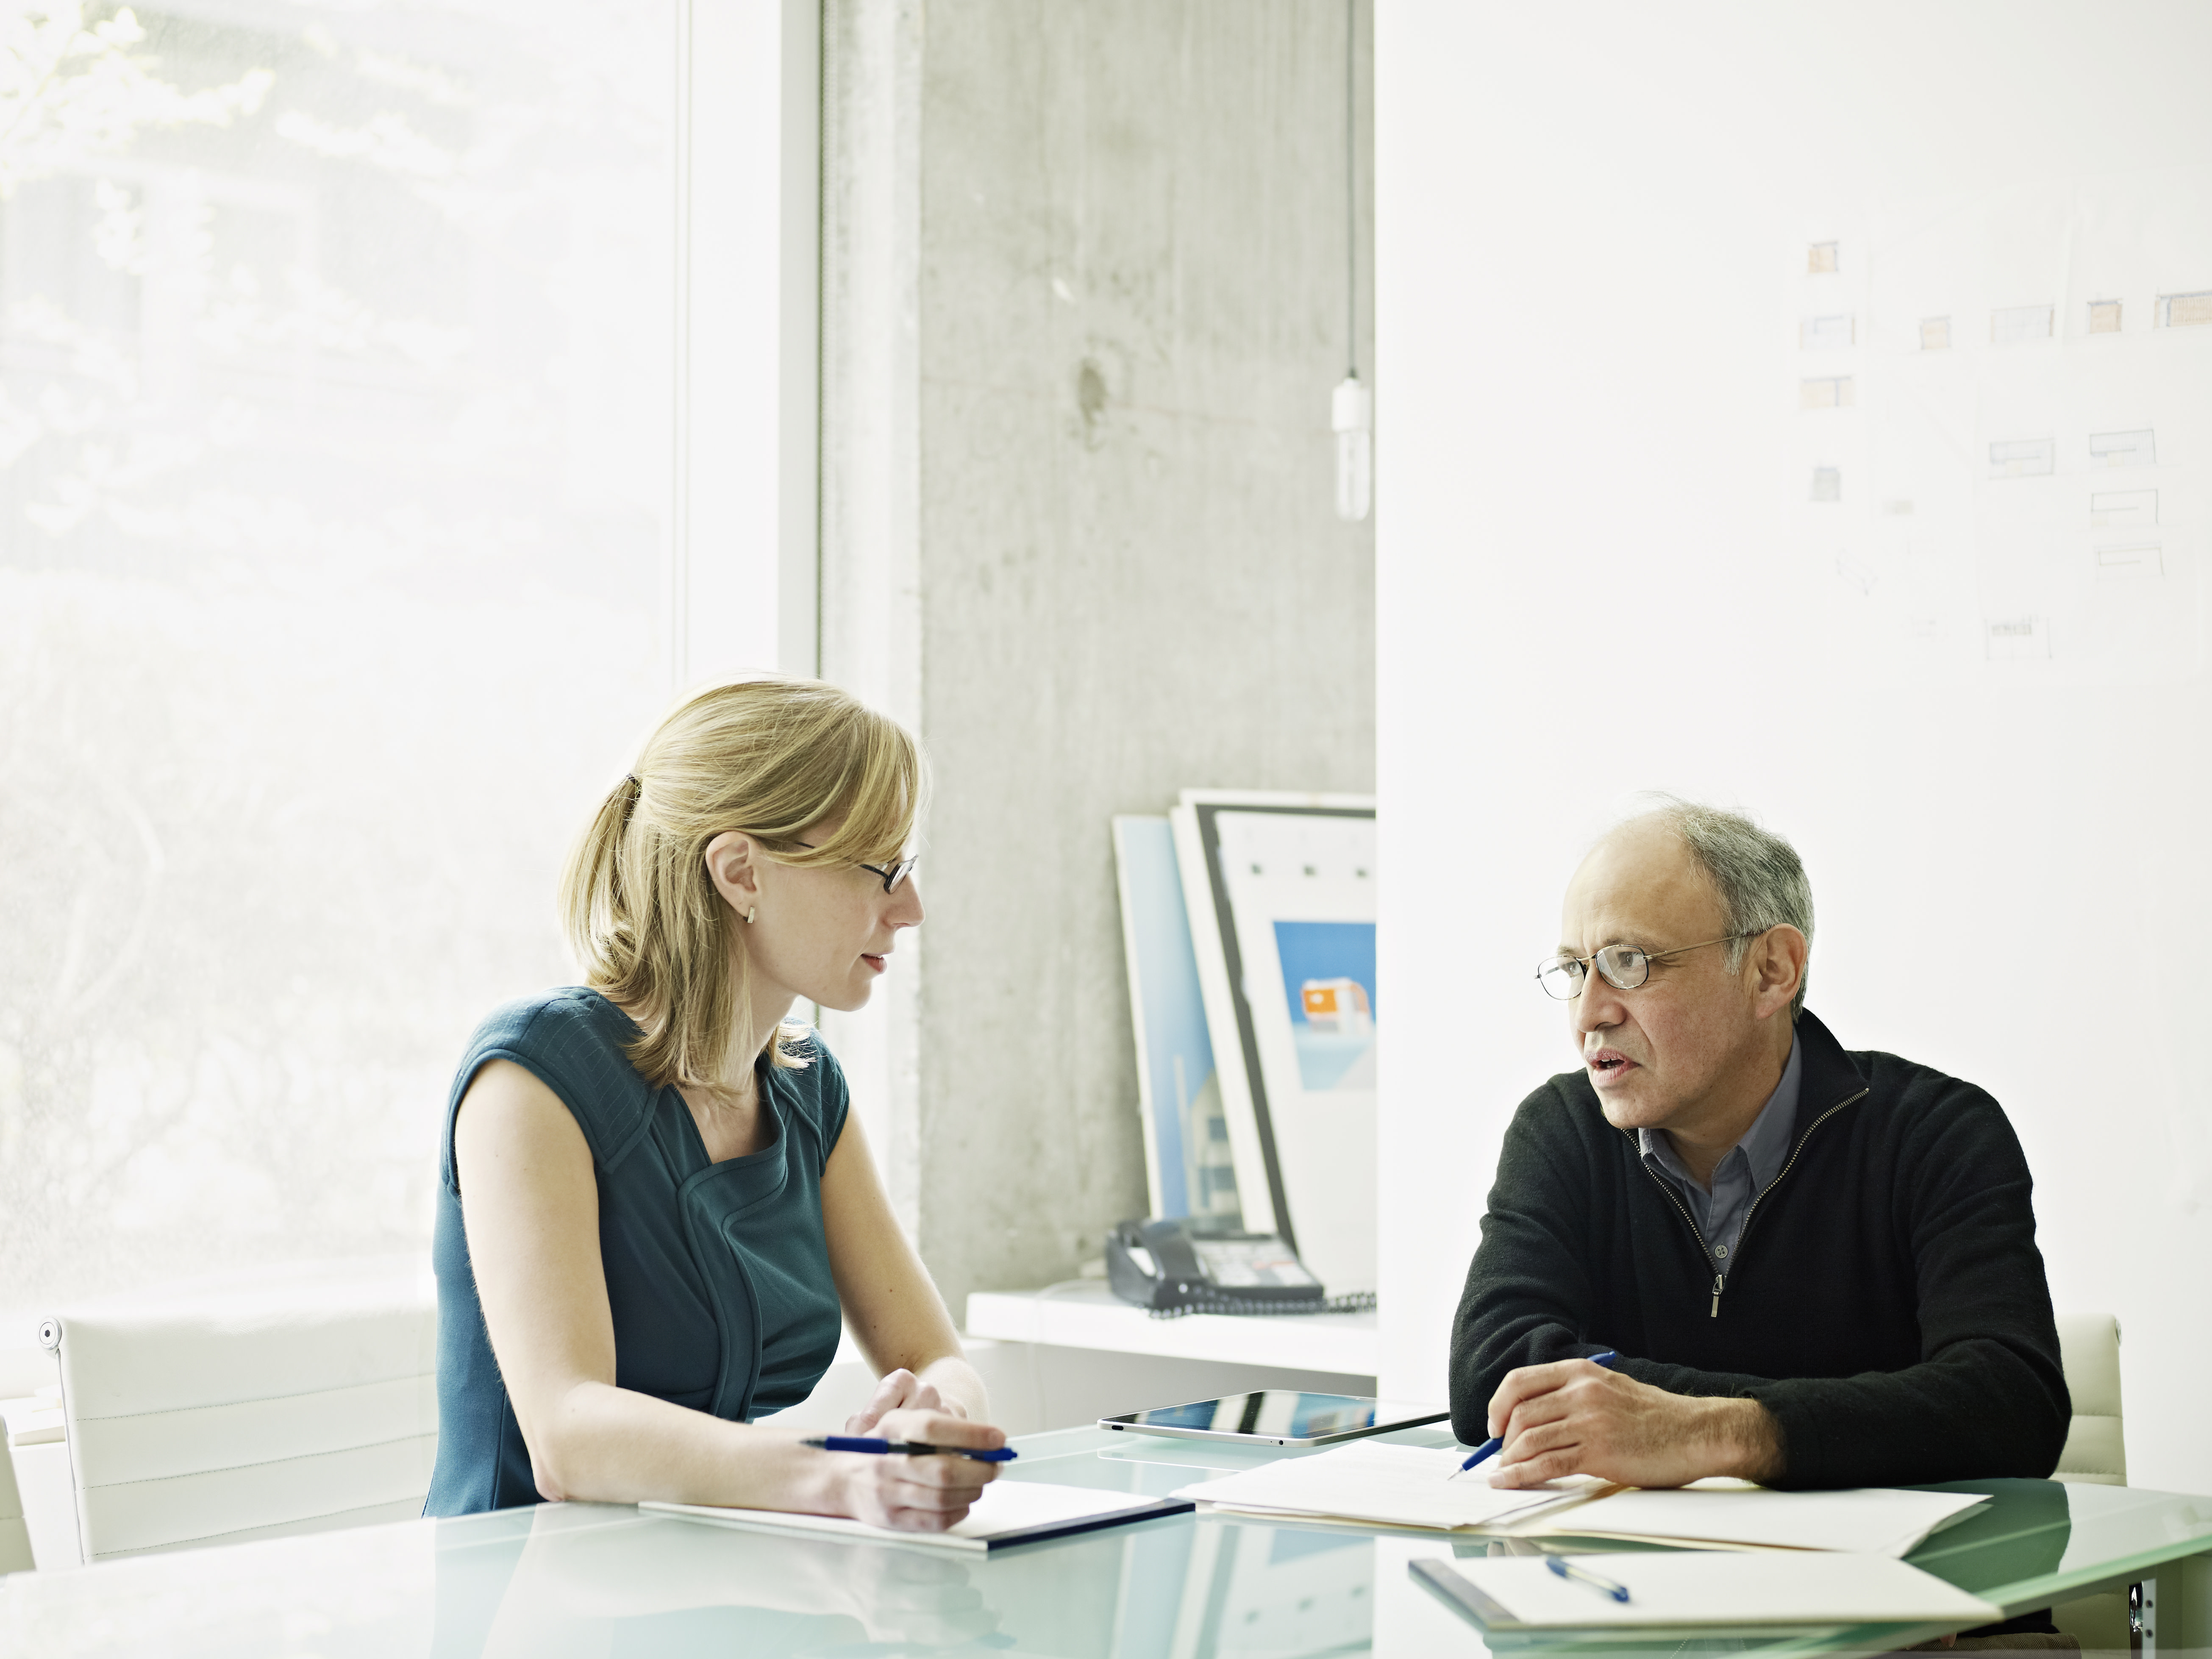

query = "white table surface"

[9,1424,2208,1657]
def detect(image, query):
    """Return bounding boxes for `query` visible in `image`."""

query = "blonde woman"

[424,680,1005,1529]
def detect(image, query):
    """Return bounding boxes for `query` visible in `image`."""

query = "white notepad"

[1532,1484,1989,1557]
[642,1479,1189,1554]
[1170,1441,1597,1531]
[1413,1550,2001,1630]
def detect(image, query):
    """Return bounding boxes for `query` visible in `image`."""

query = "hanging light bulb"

[1333,373,1371,522]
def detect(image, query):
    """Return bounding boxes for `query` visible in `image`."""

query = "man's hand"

[1484,1357,1783,1488]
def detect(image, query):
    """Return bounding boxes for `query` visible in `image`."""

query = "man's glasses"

[795,842,919,894]
[1534,932,1756,1000]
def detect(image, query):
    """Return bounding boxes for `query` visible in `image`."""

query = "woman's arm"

[820,1110,993,1428]
[455,1059,1002,1526]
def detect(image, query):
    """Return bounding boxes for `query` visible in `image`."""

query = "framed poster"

[1111,816,1242,1222]
[1171,791,1376,1294]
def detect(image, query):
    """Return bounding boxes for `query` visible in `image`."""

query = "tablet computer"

[1098,1391,1449,1447]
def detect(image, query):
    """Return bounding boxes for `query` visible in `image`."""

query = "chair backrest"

[44,1257,438,1561]
[2053,1313,2125,1485]
[0,1411,33,1573]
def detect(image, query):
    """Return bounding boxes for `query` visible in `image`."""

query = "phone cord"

[1148,1289,1377,1320]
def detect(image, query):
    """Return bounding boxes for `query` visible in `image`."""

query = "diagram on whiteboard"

[1786,166,2210,682]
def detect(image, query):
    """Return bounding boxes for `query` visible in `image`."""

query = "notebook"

[1412,1550,2001,1631]
[642,1479,1192,1554]
[1170,1440,1601,1531]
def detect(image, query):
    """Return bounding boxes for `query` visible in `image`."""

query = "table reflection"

[436,1506,1004,1656]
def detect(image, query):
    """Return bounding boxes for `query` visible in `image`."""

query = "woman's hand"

[845,1367,967,1434]
[832,1405,1009,1531]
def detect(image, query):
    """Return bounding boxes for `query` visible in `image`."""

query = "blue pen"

[1546,1552,1631,1602]
[1446,1350,1616,1481]
[802,1435,1018,1463]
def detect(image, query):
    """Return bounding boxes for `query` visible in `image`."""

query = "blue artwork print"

[1115,817,1242,1220]
[1273,920,1377,1092]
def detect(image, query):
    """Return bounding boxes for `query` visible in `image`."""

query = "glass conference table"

[9,1422,2212,1657]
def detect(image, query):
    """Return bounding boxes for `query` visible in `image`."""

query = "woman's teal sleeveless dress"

[424,987,847,1515]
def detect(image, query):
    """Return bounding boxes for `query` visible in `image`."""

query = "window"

[0,3,679,1309]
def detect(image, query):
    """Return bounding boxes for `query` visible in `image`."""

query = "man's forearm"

[1694,1396,1784,1482]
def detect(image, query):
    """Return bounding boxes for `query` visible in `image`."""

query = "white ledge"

[964,1284,1377,1378]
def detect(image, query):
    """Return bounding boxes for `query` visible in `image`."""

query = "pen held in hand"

[802,1435,1018,1463]
[1446,1350,1617,1481]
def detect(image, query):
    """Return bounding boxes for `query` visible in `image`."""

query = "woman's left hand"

[846,1367,968,1434]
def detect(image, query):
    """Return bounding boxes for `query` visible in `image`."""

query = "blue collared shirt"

[1639,1036,1802,1278]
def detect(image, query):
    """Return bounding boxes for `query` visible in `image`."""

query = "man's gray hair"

[1637,798,1815,1018]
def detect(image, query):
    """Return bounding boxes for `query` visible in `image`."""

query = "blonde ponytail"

[559,679,923,1089]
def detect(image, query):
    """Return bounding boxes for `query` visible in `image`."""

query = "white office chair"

[42,1257,438,1562]
[2,1391,74,1570]
[2053,1313,2125,1485]
[0,1411,33,1573]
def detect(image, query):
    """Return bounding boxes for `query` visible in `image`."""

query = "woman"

[424,679,1005,1529]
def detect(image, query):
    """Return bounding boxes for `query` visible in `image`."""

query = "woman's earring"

[746,906,757,925]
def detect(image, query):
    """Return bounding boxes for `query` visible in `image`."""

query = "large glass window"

[0,2,675,1311]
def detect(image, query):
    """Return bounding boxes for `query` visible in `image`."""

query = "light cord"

[1345,0,1358,380]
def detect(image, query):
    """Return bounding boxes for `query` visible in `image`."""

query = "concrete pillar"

[823,0,1374,1318]
[818,0,926,1235]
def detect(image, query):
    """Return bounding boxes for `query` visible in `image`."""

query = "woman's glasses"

[794,842,919,894]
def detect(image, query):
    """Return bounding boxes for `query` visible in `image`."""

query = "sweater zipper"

[1636,1085,1869,1319]
[1636,1164,1723,1313]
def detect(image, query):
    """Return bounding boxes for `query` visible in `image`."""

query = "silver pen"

[1546,1553,1631,1603]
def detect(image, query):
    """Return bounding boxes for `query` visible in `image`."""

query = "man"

[1451,801,2068,1491]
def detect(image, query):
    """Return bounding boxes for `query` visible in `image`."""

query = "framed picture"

[1111,817,1242,1222]
[1172,791,1376,1294]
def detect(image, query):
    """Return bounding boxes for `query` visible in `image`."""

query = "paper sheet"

[1421,1549,2000,1629]
[1530,1484,1989,1557]
[1170,1441,1596,1531]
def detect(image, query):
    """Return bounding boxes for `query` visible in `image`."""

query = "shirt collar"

[1637,1031,1803,1190]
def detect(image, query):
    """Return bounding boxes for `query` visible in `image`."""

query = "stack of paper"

[1170,1442,1598,1531]
[1531,1484,1989,1557]
[1413,1550,2001,1631]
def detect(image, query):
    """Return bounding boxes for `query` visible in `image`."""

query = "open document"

[1170,1442,1599,1530]
[1528,1483,1989,1557]
[1412,1550,2000,1631]
[1172,1445,1987,1556]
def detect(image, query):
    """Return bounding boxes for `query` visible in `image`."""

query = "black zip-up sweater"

[1449,1009,2070,1489]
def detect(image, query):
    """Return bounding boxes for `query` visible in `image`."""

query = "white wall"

[1377,0,2212,1489]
